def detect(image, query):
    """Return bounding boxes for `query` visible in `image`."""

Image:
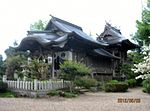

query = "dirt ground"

[0,87,149,111]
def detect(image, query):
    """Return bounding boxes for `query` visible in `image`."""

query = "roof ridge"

[105,23,121,34]
[51,15,82,31]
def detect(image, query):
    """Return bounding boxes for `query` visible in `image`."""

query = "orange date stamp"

[118,98,141,103]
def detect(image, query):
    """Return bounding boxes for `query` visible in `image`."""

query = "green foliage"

[142,78,150,93]
[60,61,92,92]
[5,54,27,79]
[25,59,50,80]
[0,90,17,98]
[128,52,144,64]
[60,61,92,81]
[104,80,128,92]
[120,52,144,79]
[30,20,47,31]
[136,78,143,86]
[5,46,16,57]
[4,45,28,79]
[0,81,8,93]
[63,92,77,98]
[0,55,5,79]
[47,90,59,96]
[108,80,119,83]
[133,0,150,45]
[74,76,98,89]
[120,63,135,79]
[125,79,137,88]
[47,90,78,98]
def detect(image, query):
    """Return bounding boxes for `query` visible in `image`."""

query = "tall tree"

[133,0,150,46]
[4,41,28,79]
[0,55,5,79]
[30,20,47,31]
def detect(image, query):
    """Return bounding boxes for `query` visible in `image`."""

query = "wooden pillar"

[112,50,116,77]
[52,51,55,79]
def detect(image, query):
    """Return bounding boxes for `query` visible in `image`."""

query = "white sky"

[0,0,143,59]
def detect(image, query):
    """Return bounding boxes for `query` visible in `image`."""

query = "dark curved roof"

[97,23,139,49]
[93,49,120,59]
[17,16,132,59]
[18,16,108,51]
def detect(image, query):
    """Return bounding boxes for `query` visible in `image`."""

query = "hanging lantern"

[48,56,52,64]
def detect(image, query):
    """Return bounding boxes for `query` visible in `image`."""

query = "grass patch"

[47,90,79,98]
[0,91,17,98]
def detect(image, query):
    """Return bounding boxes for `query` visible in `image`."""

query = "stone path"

[0,87,149,111]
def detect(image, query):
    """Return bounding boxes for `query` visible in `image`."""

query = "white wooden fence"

[2,75,70,91]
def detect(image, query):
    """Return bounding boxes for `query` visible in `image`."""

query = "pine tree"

[133,0,150,46]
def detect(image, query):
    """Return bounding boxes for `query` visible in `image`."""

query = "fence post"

[17,79,20,89]
[2,75,7,82]
[34,79,37,91]
[61,79,64,88]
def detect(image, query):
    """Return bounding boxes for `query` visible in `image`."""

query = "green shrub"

[60,61,92,81]
[60,61,92,92]
[74,77,98,89]
[136,78,143,86]
[104,81,128,92]
[97,82,104,91]
[0,91,17,98]
[47,90,59,96]
[63,92,77,98]
[108,80,119,83]
[120,63,135,79]
[142,78,150,93]
[125,79,137,87]
[0,81,8,93]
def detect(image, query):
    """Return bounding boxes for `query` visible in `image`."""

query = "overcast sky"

[0,0,143,59]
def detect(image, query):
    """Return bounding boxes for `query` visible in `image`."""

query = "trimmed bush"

[108,80,119,83]
[125,79,137,87]
[47,90,59,96]
[104,81,128,92]
[136,78,143,86]
[74,77,98,89]
[0,81,8,93]
[142,78,150,93]
[63,92,77,98]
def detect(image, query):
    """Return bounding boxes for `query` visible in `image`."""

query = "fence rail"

[3,78,70,91]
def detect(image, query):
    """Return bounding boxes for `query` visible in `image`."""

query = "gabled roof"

[45,16,83,31]
[97,23,139,49]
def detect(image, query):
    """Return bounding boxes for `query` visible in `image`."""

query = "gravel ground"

[0,87,149,111]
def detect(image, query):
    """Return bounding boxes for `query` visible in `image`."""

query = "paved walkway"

[0,87,149,111]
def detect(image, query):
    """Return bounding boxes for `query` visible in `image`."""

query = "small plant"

[47,90,59,96]
[0,81,8,93]
[104,80,128,92]
[47,90,78,98]
[142,78,150,93]
[125,79,137,87]
[74,77,98,89]
[0,90,17,98]
[63,92,78,98]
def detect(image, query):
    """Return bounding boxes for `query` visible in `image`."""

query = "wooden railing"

[3,76,70,91]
